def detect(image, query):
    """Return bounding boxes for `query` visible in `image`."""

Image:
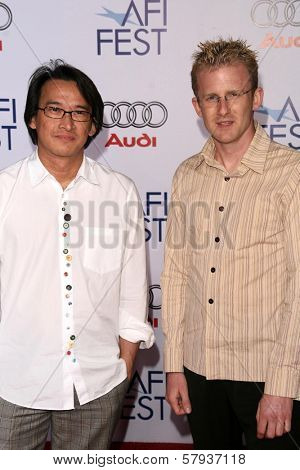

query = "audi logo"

[103,101,168,128]
[251,0,300,27]
[0,2,12,31]
[149,284,161,310]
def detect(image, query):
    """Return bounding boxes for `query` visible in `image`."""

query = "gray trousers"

[0,379,128,450]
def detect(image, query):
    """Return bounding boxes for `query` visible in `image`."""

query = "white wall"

[1,0,299,443]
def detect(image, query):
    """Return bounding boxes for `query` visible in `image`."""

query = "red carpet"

[45,442,193,450]
[111,442,193,450]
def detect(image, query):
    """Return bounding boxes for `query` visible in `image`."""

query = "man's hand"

[256,394,293,439]
[166,372,192,415]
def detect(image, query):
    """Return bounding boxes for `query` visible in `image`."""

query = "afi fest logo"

[96,0,168,56]
[104,101,168,149]
[256,97,300,149]
[0,2,13,52]
[251,0,300,48]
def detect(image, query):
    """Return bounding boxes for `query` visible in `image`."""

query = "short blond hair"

[191,38,258,97]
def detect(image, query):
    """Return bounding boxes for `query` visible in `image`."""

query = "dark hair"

[24,59,104,148]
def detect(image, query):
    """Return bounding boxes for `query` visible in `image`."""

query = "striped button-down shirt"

[161,123,300,398]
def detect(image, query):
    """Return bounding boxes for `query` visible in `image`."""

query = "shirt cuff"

[264,366,300,398]
[119,321,155,349]
[163,345,184,372]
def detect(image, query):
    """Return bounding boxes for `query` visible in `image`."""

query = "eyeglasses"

[199,88,254,108]
[37,106,92,122]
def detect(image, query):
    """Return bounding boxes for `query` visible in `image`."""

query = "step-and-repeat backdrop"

[1,0,299,444]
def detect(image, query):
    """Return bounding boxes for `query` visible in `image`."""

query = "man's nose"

[59,112,74,128]
[217,97,230,115]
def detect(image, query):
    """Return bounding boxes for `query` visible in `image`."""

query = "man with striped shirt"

[161,38,300,449]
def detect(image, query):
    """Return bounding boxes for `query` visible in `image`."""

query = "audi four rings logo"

[0,2,12,31]
[149,285,161,310]
[103,102,168,128]
[251,0,300,27]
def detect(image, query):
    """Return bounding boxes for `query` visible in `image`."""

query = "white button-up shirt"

[0,152,154,410]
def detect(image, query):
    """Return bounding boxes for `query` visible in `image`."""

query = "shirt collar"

[28,151,49,186]
[74,156,100,186]
[240,121,270,174]
[28,151,100,187]
[198,121,271,175]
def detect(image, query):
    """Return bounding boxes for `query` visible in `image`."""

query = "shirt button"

[70,335,76,340]
[224,177,230,182]
[64,214,71,222]
[66,255,72,261]
[208,298,214,304]
[63,249,68,254]
[219,206,224,212]
[215,237,220,243]
[63,223,69,229]
[66,351,71,355]
[66,285,72,291]
[62,232,68,237]
[211,267,216,273]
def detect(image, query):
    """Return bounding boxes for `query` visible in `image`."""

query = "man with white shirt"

[0,60,154,450]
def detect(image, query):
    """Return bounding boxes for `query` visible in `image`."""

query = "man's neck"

[214,141,249,173]
[38,152,83,190]
[213,123,256,173]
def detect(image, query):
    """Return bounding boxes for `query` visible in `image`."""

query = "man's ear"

[88,121,96,137]
[252,87,264,111]
[192,96,203,118]
[29,115,37,129]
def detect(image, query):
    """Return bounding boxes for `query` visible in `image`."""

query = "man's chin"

[212,133,236,145]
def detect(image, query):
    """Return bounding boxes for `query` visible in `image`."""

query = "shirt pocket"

[83,227,123,274]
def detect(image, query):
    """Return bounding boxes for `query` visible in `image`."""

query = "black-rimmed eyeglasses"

[37,106,92,122]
